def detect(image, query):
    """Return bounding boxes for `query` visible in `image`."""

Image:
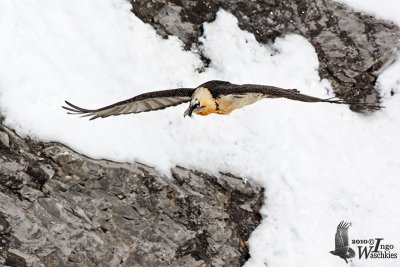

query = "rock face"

[130,0,400,109]
[0,124,263,267]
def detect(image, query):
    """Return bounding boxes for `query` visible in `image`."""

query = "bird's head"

[329,251,335,255]
[184,98,201,117]
[184,87,216,117]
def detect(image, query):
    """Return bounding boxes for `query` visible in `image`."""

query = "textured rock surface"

[0,124,263,266]
[130,0,400,109]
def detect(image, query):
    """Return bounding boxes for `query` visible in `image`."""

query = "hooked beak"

[184,104,195,117]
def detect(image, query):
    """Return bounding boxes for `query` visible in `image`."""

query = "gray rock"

[0,124,263,266]
[130,0,400,110]
[0,131,9,148]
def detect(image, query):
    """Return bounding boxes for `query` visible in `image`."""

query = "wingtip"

[62,100,75,111]
[326,98,383,111]
[63,100,75,108]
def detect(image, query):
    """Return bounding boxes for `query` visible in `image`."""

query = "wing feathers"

[335,221,351,250]
[63,88,194,120]
[149,99,163,108]
[215,83,381,110]
[245,84,377,107]
[141,100,150,110]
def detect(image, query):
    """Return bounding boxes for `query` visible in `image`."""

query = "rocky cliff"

[0,123,263,267]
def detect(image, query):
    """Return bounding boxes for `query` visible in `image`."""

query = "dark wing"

[212,82,381,110]
[335,221,351,252]
[63,88,195,120]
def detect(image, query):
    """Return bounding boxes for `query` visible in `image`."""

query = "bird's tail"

[348,247,356,258]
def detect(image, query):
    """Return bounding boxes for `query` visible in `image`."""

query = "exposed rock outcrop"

[0,124,263,266]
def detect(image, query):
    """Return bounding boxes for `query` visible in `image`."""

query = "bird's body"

[63,80,379,120]
[215,92,264,115]
[191,86,264,115]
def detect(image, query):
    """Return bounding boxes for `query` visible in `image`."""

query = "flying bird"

[63,80,379,120]
[329,221,356,264]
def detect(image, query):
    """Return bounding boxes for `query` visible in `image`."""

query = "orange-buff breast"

[195,106,217,116]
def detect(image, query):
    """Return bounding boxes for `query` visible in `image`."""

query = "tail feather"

[347,247,356,258]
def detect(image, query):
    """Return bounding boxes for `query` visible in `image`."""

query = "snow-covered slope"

[336,0,400,26]
[1,0,399,266]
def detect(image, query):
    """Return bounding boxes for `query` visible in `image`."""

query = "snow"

[335,0,400,26]
[1,0,400,266]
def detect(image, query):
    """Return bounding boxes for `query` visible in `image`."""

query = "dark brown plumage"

[63,80,380,120]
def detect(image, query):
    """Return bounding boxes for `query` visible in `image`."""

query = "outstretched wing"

[63,88,195,120]
[211,82,381,110]
[335,221,351,251]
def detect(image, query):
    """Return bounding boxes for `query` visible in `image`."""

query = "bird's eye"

[192,100,200,108]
